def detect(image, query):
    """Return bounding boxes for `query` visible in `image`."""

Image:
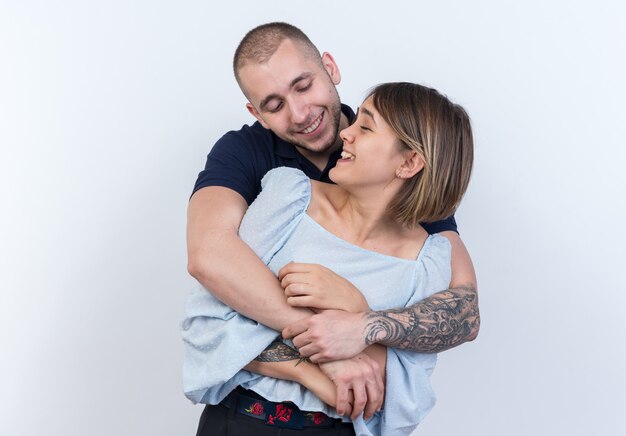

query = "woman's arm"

[243,341,338,408]
[281,234,479,361]
[245,341,387,420]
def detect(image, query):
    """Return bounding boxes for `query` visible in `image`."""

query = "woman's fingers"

[277,262,317,280]
[280,272,309,289]
[286,295,316,307]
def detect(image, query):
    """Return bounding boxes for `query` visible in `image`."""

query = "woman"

[182,82,474,435]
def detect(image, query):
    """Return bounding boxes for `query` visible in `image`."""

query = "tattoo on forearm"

[254,341,311,366]
[364,284,480,353]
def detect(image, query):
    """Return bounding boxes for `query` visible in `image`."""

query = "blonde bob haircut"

[368,82,474,228]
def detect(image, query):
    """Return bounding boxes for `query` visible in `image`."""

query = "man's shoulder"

[340,103,356,122]
[215,121,275,151]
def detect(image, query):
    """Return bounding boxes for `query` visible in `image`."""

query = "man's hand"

[278,262,369,313]
[318,353,384,420]
[283,310,368,362]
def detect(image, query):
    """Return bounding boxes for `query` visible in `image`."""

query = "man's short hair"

[233,22,322,85]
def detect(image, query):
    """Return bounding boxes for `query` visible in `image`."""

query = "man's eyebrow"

[290,72,313,88]
[258,73,314,112]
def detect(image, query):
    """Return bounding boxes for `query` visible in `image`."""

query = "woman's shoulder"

[416,232,452,282]
[239,168,312,260]
[425,232,452,254]
[307,180,345,221]
[392,225,430,261]
[247,167,311,220]
[260,167,309,190]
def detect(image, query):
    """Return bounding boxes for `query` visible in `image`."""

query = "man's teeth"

[301,114,322,134]
[341,151,355,160]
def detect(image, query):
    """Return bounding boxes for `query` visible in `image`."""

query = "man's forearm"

[363,284,480,353]
[191,230,311,330]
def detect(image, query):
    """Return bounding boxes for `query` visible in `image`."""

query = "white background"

[1,1,625,435]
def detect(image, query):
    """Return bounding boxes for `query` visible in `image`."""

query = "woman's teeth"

[341,151,355,160]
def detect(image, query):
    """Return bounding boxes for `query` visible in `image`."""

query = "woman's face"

[329,96,407,191]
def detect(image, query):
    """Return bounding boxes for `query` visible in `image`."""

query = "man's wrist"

[362,309,408,347]
[360,310,377,345]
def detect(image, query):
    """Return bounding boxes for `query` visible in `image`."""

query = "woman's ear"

[397,151,425,179]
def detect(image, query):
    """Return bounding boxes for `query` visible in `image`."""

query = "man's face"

[238,39,343,159]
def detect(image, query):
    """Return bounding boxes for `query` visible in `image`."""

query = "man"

[186,22,479,426]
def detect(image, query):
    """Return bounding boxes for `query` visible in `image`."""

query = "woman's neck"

[309,181,427,260]
[329,186,401,245]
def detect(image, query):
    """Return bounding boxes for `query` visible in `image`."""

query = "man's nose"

[289,99,308,125]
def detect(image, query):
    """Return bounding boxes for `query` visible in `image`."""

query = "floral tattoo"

[254,340,311,366]
[364,284,480,353]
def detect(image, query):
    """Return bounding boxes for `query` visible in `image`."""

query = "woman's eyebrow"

[359,106,377,126]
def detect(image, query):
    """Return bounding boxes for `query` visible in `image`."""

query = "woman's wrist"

[295,362,337,408]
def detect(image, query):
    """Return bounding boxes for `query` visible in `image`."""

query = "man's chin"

[295,138,337,156]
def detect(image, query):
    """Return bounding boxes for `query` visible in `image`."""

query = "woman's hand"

[278,262,369,313]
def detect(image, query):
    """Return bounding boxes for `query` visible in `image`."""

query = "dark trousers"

[196,402,355,436]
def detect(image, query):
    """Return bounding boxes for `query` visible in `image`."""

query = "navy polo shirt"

[192,104,457,234]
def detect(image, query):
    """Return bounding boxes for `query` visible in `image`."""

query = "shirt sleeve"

[191,130,264,205]
[181,167,312,405]
[238,167,311,264]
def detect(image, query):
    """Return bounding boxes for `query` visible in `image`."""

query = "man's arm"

[186,186,311,330]
[187,185,386,413]
[284,231,480,360]
[364,231,479,352]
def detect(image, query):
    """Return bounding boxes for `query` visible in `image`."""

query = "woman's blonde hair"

[368,82,474,227]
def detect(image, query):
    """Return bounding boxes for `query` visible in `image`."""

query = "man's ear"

[397,151,425,179]
[321,52,341,85]
[246,102,269,129]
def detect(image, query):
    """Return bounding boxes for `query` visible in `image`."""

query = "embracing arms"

[244,341,337,408]
[244,340,386,420]
[282,231,480,361]
[187,186,311,329]
[186,186,384,416]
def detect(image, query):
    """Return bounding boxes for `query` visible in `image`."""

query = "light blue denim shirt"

[182,168,451,436]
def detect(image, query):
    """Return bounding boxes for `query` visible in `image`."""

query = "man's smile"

[297,112,323,135]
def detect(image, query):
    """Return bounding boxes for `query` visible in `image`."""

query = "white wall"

[1,1,624,435]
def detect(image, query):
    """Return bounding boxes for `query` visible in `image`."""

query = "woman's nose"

[339,126,353,142]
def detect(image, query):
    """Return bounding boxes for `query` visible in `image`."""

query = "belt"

[220,388,349,430]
